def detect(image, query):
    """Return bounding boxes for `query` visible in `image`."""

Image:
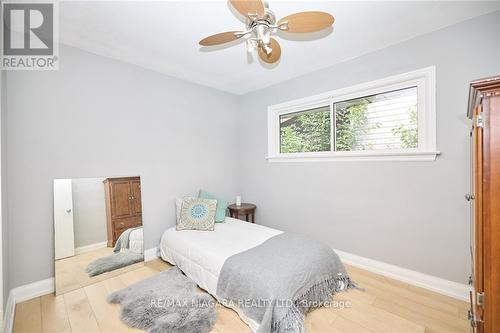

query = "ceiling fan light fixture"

[199,0,335,65]
[255,24,272,45]
[246,39,258,53]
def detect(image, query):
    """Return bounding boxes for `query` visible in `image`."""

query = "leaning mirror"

[54,176,144,294]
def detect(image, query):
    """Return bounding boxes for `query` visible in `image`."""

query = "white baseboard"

[3,293,14,333]
[74,241,108,255]
[335,248,471,302]
[3,278,54,333]
[11,278,54,304]
[144,247,159,262]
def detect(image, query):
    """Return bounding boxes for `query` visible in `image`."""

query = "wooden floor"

[14,259,472,333]
[55,247,144,295]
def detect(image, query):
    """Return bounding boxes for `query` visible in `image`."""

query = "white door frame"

[54,179,75,260]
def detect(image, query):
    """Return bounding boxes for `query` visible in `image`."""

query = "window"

[268,67,438,161]
[334,87,418,151]
[280,106,331,153]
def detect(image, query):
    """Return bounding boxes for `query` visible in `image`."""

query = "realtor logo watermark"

[1,1,59,70]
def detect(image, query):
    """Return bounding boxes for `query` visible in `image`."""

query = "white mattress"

[128,227,143,254]
[160,217,283,331]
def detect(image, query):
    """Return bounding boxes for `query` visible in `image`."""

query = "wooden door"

[482,95,500,333]
[110,180,133,219]
[468,76,500,333]
[130,179,142,215]
[472,105,484,330]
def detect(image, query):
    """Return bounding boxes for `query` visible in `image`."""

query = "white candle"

[236,196,242,206]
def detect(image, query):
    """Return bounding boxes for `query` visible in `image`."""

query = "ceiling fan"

[199,0,335,64]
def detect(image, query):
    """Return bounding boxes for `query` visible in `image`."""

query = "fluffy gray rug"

[107,267,216,333]
[85,252,144,277]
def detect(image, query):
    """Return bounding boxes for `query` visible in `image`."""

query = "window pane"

[280,106,331,153]
[334,87,418,151]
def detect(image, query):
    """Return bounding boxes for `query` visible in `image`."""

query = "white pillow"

[175,196,195,223]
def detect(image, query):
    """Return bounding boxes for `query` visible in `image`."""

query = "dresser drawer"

[113,216,142,230]
[113,217,142,240]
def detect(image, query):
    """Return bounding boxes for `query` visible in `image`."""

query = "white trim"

[144,247,159,262]
[267,66,438,162]
[267,150,440,162]
[74,241,108,255]
[3,278,55,333]
[3,294,14,333]
[10,278,54,304]
[335,248,471,301]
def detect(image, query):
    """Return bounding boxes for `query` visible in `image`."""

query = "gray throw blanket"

[114,227,141,253]
[216,233,355,333]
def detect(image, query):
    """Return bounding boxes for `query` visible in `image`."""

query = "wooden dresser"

[468,76,500,333]
[103,177,143,247]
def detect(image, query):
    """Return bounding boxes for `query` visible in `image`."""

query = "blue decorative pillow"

[198,190,228,223]
[177,197,217,231]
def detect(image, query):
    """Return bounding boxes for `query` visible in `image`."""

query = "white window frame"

[267,66,439,162]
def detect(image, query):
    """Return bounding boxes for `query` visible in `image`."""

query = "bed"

[128,227,144,254]
[160,217,281,330]
[160,217,353,332]
[160,217,282,294]
[114,226,144,254]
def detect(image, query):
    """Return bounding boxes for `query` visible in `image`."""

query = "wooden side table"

[228,203,256,223]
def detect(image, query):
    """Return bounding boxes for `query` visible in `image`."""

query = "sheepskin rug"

[107,267,216,333]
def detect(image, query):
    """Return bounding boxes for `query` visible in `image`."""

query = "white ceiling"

[59,1,500,95]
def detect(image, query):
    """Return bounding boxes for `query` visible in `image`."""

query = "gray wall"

[1,70,8,307]
[237,11,500,284]
[3,10,499,293]
[71,178,107,248]
[5,45,240,289]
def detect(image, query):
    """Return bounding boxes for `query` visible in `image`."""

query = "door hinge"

[465,194,475,202]
[476,114,484,128]
[468,310,476,327]
[477,292,485,308]
[469,310,484,328]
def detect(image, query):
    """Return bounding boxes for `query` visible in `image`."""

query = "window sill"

[266,151,441,162]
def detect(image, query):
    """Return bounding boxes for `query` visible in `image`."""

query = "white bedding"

[128,227,144,254]
[160,217,283,331]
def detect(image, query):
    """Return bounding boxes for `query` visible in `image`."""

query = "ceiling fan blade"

[199,31,241,46]
[229,0,265,17]
[278,11,334,33]
[258,38,281,64]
